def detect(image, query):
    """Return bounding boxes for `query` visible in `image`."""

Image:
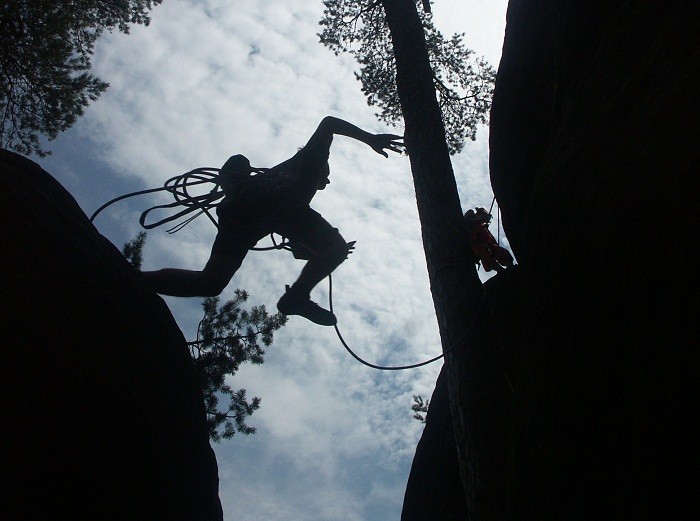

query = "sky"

[35,1,510,519]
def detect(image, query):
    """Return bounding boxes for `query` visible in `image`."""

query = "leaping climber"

[141,116,403,326]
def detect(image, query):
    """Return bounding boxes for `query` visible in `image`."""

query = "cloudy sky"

[36,1,510,519]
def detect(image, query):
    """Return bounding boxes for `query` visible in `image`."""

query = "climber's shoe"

[277,285,337,326]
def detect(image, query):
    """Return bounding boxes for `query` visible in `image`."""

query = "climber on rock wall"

[464,207,514,272]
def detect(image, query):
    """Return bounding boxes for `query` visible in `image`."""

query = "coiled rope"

[90,168,223,232]
[90,168,292,251]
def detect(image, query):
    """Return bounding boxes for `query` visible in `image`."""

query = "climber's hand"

[369,134,404,157]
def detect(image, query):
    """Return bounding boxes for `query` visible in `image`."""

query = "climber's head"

[474,207,492,224]
[219,154,252,196]
[465,207,492,227]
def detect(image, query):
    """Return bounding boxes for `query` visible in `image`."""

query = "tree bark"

[380,0,491,517]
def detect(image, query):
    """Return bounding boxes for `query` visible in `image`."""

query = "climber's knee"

[197,269,231,296]
[496,247,514,266]
[320,231,353,268]
[200,253,242,296]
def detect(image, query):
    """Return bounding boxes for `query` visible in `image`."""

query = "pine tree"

[411,394,430,423]
[190,293,286,442]
[322,0,496,502]
[1,0,163,156]
[122,231,147,270]
[319,0,495,154]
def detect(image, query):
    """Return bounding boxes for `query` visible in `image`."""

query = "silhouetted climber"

[142,116,403,326]
[465,207,514,272]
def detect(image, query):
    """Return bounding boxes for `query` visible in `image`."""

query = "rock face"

[0,150,223,520]
[401,366,468,521]
[401,268,522,521]
[403,1,697,519]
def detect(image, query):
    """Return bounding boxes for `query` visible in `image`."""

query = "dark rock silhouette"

[402,268,522,521]
[0,150,223,520]
[403,1,697,519]
[401,366,468,521]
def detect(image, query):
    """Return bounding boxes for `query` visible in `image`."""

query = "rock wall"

[0,150,223,520]
[403,1,697,519]
[401,267,522,520]
[491,1,697,518]
[401,366,468,521]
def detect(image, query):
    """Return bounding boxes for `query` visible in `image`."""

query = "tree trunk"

[380,0,493,517]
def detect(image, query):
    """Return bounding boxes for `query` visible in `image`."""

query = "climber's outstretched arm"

[312,116,403,157]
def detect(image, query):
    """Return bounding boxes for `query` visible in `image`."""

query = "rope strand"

[328,274,485,371]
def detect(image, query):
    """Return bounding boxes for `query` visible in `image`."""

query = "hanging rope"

[497,205,501,245]
[488,194,496,215]
[328,273,485,371]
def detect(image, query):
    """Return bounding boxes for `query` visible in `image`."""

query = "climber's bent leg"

[274,207,350,325]
[494,246,514,268]
[290,231,349,296]
[141,198,271,297]
[142,252,245,297]
[277,235,349,326]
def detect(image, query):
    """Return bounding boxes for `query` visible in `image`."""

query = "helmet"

[465,207,492,226]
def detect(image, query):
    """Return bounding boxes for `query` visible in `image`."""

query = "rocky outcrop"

[0,150,223,520]
[491,1,697,518]
[401,268,522,520]
[401,366,468,521]
[403,1,697,519]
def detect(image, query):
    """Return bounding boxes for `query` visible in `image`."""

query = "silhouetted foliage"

[122,233,287,442]
[122,231,147,270]
[319,0,495,154]
[191,293,287,442]
[411,394,430,423]
[0,0,162,156]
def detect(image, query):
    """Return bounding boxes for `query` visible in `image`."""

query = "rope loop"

[328,274,485,371]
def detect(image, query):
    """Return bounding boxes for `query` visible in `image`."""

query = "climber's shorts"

[212,198,343,258]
